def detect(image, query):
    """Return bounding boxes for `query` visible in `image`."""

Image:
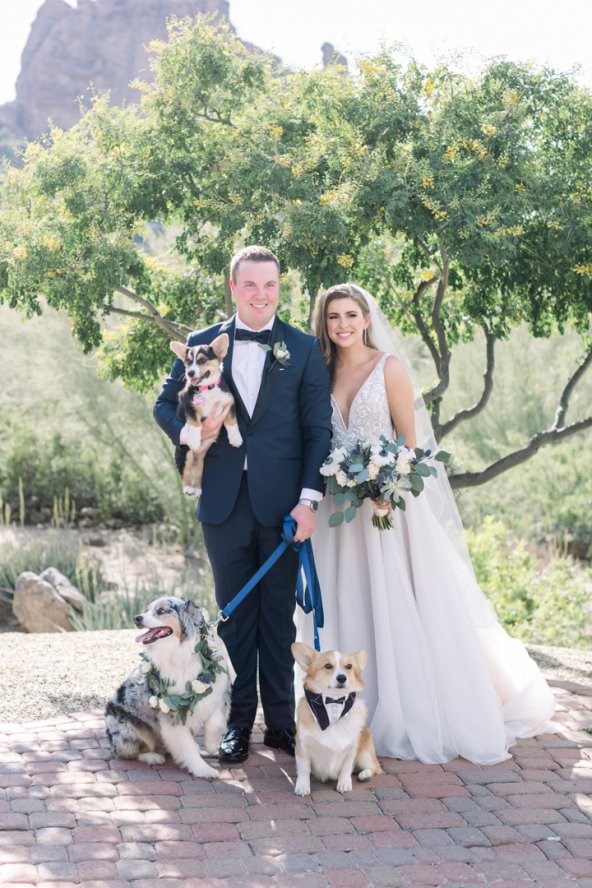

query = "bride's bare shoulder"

[382,354,414,395]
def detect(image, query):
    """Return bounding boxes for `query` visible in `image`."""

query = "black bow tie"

[304,688,357,731]
[234,328,272,344]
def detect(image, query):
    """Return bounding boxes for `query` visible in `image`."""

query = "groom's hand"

[290,504,316,543]
[201,402,231,444]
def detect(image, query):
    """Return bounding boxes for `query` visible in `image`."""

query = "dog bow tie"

[304,689,357,731]
[234,329,272,344]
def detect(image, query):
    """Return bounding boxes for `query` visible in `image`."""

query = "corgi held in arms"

[291,642,381,796]
[170,334,242,497]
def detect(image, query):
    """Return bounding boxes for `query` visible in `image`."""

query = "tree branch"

[449,416,592,488]
[423,245,451,404]
[414,235,441,269]
[411,276,440,367]
[109,306,191,339]
[553,348,592,429]
[436,329,496,439]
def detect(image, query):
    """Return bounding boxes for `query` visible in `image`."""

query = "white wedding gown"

[306,354,558,764]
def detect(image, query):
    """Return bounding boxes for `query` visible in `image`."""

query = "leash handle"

[212,515,324,651]
[281,516,324,652]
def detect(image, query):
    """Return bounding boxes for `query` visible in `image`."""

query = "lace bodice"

[331,353,394,448]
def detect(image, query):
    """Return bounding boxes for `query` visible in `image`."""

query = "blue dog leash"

[211,515,324,651]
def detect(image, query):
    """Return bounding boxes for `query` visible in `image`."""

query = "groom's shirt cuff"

[300,488,323,502]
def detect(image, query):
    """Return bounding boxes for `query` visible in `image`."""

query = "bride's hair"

[314,283,378,377]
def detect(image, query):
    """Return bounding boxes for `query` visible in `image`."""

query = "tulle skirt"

[302,495,558,765]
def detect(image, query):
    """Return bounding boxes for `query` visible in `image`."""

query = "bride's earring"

[363,327,368,346]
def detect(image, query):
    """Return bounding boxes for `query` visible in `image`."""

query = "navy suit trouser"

[202,473,299,732]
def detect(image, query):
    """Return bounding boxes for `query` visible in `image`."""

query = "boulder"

[13,569,85,632]
[40,568,86,613]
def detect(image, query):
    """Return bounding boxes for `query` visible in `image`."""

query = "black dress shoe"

[263,726,296,757]
[218,727,251,764]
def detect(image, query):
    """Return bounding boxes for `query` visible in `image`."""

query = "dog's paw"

[227,427,243,448]
[190,763,218,779]
[185,428,202,450]
[358,768,374,782]
[138,752,166,765]
[336,776,353,794]
[183,486,201,498]
[294,779,311,796]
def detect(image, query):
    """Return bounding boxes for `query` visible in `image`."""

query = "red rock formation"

[1,0,230,142]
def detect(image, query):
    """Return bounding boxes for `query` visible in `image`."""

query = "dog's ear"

[210,333,229,359]
[291,642,316,670]
[170,340,188,360]
[351,649,368,671]
[179,600,204,637]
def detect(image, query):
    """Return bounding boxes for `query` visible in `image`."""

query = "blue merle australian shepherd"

[105,597,234,779]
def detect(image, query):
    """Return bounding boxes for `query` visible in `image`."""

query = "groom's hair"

[230,245,280,282]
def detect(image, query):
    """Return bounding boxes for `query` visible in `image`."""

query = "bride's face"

[326,297,369,349]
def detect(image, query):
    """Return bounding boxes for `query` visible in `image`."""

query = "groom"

[154,245,332,762]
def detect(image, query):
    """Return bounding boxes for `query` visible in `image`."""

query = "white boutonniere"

[260,340,291,369]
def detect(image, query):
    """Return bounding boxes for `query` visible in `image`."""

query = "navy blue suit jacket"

[153,315,332,527]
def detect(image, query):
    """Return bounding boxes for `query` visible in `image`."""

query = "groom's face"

[230,260,280,330]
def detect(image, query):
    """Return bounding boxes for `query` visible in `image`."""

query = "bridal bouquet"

[320,435,449,530]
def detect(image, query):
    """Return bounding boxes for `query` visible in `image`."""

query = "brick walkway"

[1,680,591,887]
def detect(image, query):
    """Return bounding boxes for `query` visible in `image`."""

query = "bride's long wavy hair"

[313,284,378,379]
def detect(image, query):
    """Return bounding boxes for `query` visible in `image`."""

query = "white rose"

[159,699,170,714]
[335,470,350,488]
[191,679,208,694]
[148,696,159,708]
[396,456,412,476]
[320,461,338,477]
[367,462,380,480]
[141,662,151,674]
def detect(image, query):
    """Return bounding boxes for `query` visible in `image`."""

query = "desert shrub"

[70,568,216,631]
[0,426,165,527]
[467,518,592,647]
[0,536,105,602]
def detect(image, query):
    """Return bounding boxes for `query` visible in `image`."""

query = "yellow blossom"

[503,89,519,107]
[444,145,458,162]
[13,246,28,260]
[421,174,434,190]
[422,78,435,96]
[573,264,592,276]
[421,270,435,282]
[337,254,354,268]
[41,235,59,251]
[481,123,497,137]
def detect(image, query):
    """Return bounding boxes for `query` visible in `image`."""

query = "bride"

[307,282,558,765]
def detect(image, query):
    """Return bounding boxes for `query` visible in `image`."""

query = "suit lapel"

[219,317,250,424]
[250,318,285,427]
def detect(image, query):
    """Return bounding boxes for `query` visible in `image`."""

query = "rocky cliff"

[0,0,230,147]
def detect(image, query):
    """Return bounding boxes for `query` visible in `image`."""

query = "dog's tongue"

[189,378,201,386]
[135,627,172,644]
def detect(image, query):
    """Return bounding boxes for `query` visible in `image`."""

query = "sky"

[1,0,591,105]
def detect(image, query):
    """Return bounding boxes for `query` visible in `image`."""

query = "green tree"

[1,17,591,485]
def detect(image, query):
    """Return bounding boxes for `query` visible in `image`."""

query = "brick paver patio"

[1,679,591,887]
